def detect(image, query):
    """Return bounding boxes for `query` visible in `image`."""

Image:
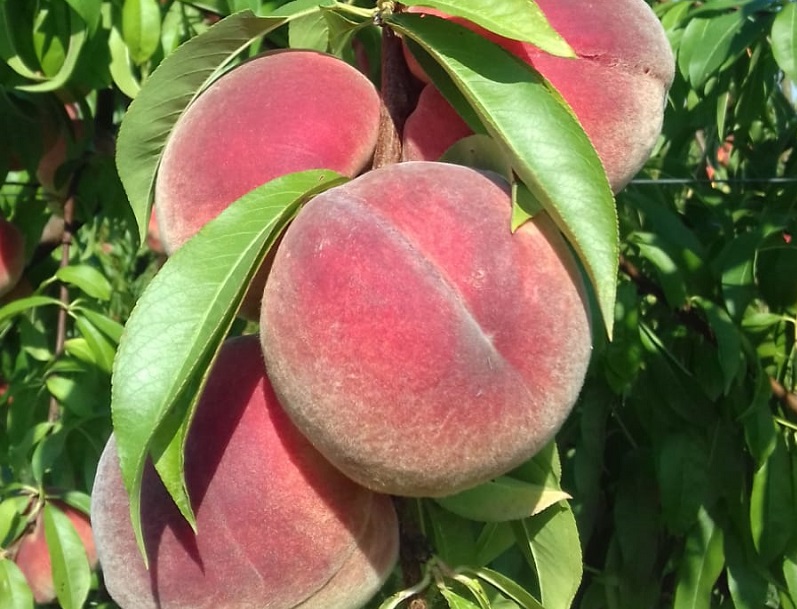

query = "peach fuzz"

[0,218,25,299]
[90,336,398,609]
[260,162,592,497]
[13,502,98,604]
[154,50,382,319]
[401,0,675,192]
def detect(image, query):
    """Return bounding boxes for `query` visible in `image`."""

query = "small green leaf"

[459,566,545,609]
[56,265,113,301]
[512,504,582,609]
[672,506,725,609]
[111,169,345,563]
[74,316,117,373]
[17,7,88,92]
[399,0,574,57]
[0,296,64,326]
[691,297,742,394]
[389,13,617,337]
[122,0,162,65]
[116,8,305,244]
[109,25,141,99]
[0,558,34,609]
[43,503,91,609]
[772,3,797,83]
[439,585,482,609]
[750,434,794,564]
[436,476,569,523]
[65,0,102,32]
[425,502,478,567]
[0,496,30,547]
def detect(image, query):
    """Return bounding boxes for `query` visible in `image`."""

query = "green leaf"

[43,503,91,609]
[73,307,124,343]
[115,8,304,244]
[17,7,88,92]
[0,296,64,326]
[289,10,328,51]
[772,3,797,83]
[65,0,102,32]
[109,25,141,99]
[122,0,162,65]
[56,265,113,301]
[0,558,34,609]
[460,566,545,609]
[672,506,725,609]
[425,502,478,567]
[750,434,794,565]
[439,585,482,609]
[436,476,569,523]
[74,316,117,374]
[677,12,758,89]
[657,432,710,535]
[111,169,345,563]
[398,0,574,58]
[474,522,515,566]
[691,297,742,394]
[725,533,769,609]
[0,496,30,547]
[512,503,582,609]
[389,13,617,337]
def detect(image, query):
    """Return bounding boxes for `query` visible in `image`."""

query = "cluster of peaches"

[86,2,676,609]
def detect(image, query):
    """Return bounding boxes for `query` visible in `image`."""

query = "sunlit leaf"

[111,169,345,563]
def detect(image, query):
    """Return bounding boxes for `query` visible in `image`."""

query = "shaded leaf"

[672,507,725,609]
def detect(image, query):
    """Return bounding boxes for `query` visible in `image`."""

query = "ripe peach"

[260,162,592,497]
[401,0,675,192]
[91,336,398,609]
[13,502,98,604]
[154,49,381,319]
[0,218,25,299]
[401,85,474,164]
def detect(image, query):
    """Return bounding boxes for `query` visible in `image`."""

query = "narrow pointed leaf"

[17,9,87,92]
[122,0,162,65]
[772,3,797,82]
[0,558,34,609]
[398,0,573,57]
[390,14,617,337]
[43,504,91,609]
[459,566,545,609]
[512,504,582,609]
[56,265,113,301]
[673,507,725,609]
[115,7,314,244]
[111,169,344,563]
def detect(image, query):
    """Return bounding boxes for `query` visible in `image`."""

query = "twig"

[372,4,421,169]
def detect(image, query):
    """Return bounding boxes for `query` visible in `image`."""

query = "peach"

[91,336,398,609]
[14,501,98,604]
[154,49,382,319]
[0,218,25,299]
[37,105,84,197]
[401,0,675,192]
[401,85,474,164]
[260,162,592,497]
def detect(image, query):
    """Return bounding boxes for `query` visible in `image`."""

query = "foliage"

[0,1,796,608]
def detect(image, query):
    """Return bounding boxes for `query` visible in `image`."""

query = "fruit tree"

[1,1,797,609]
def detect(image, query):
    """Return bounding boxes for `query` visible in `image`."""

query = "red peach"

[0,218,25,299]
[260,162,592,497]
[154,50,382,319]
[91,336,398,609]
[401,0,675,192]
